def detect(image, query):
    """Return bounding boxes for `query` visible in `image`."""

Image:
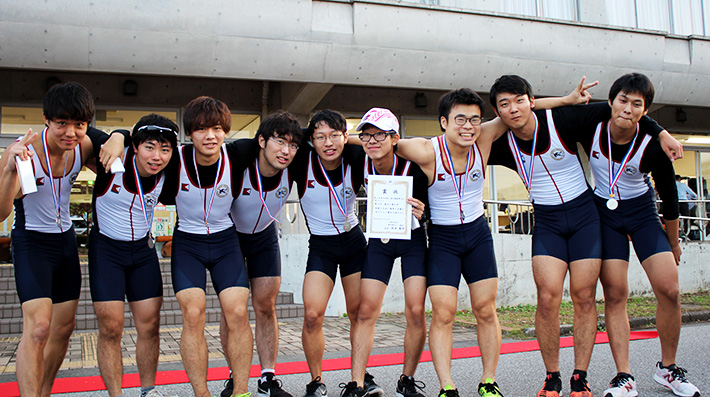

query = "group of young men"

[0,72,701,397]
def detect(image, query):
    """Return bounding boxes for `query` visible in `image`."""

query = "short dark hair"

[43,82,95,122]
[489,75,534,112]
[256,111,303,145]
[183,96,231,135]
[132,114,179,148]
[306,109,347,140]
[438,89,485,132]
[608,73,655,110]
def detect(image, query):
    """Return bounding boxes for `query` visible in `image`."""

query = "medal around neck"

[607,197,618,210]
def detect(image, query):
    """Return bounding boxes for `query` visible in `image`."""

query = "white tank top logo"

[624,165,638,175]
[550,148,565,161]
[470,169,483,181]
[216,184,230,197]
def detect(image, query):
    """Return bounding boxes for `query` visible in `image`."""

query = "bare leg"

[351,278,385,387]
[302,271,335,380]
[642,252,681,366]
[532,256,568,373]
[129,297,163,388]
[16,298,53,397]
[568,258,601,371]
[600,259,632,373]
[94,301,127,396]
[428,285,458,390]
[176,288,210,397]
[251,277,281,371]
[468,278,501,382]
[220,286,254,395]
[40,299,78,397]
[402,276,427,377]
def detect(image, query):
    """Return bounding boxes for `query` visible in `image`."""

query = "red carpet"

[0,331,658,396]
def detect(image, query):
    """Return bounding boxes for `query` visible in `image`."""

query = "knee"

[303,310,324,332]
[26,320,52,345]
[53,316,76,340]
[181,304,205,326]
[405,304,426,329]
[656,283,680,305]
[253,296,277,320]
[224,304,250,325]
[99,321,123,342]
[603,286,629,307]
[537,290,561,313]
[431,307,455,327]
[356,301,379,324]
[472,302,497,324]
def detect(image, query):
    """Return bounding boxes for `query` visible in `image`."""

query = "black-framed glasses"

[137,125,178,136]
[270,137,299,151]
[453,116,482,126]
[359,131,395,142]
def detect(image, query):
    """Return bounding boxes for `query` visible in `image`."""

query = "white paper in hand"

[110,158,125,174]
[15,156,37,194]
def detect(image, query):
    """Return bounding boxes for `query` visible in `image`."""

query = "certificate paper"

[366,175,413,240]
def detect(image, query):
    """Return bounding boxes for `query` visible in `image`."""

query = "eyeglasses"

[359,131,395,142]
[312,133,344,143]
[453,116,482,126]
[137,125,179,136]
[270,137,299,151]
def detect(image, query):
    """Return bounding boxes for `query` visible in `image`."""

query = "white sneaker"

[653,362,701,397]
[144,388,178,397]
[603,373,638,397]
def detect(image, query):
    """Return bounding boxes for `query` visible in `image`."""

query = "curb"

[522,310,710,337]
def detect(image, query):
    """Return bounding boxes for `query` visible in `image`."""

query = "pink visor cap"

[355,108,400,134]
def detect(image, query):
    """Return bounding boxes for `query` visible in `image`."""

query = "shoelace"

[440,389,459,397]
[479,383,500,394]
[669,366,690,382]
[307,377,324,395]
[264,377,285,390]
[609,374,633,387]
[403,377,426,393]
[338,382,359,397]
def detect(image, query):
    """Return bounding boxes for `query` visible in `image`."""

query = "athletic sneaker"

[364,372,384,396]
[478,378,504,397]
[653,362,701,397]
[438,386,460,397]
[221,377,234,397]
[537,373,562,397]
[259,373,293,397]
[339,382,367,397]
[143,389,178,397]
[396,374,426,397]
[569,373,593,397]
[304,376,328,397]
[603,373,638,397]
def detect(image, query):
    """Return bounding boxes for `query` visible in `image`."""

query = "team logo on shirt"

[242,188,251,195]
[550,148,565,160]
[36,177,45,186]
[216,184,230,197]
[624,165,638,175]
[592,151,600,159]
[307,180,315,188]
[181,183,190,191]
[437,173,446,181]
[145,195,156,207]
[69,172,79,184]
[276,187,289,198]
[111,184,122,194]
[470,169,482,181]
[342,187,355,198]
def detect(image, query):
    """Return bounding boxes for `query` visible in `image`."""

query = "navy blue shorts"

[306,227,367,281]
[532,189,601,262]
[171,226,249,294]
[427,216,497,288]
[89,230,163,302]
[238,222,281,279]
[595,189,671,262]
[363,227,427,285]
[11,227,81,304]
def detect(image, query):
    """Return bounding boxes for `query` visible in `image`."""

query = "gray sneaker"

[364,373,384,397]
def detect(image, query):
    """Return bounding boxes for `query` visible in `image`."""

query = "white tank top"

[175,145,234,234]
[428,136,485,225]
[95,148,165,241]
[507,109,588,205]
[299,153,359,236]
[589,121,653,201]
[15,142,83,233]
[231,162,291,234]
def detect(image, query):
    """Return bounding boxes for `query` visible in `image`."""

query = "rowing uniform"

[427,135,497,288]
[586,120,678,262]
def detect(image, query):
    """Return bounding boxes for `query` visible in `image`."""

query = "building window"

[503,0,578,20]
[1,106,45,136]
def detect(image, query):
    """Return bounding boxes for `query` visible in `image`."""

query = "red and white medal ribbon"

[41,128,68,230]
[317,157,348,222]
[439,135,473,222]
[606,123,639,210]
[193,146,223,234]
[132,155,155,242]
[254,157,283,225]
[509,113,538,201]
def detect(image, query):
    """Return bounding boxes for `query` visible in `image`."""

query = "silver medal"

[147,236,155,249]
[56,217,62,229]
[607,198,618,210]
[381,238,390,244]
[344,221,352,232]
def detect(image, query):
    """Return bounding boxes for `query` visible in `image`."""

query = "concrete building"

[1,0,709,313]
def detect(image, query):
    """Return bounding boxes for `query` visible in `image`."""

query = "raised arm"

[535,76,599,110]
[394,137,436,183]
[0,130,37,221]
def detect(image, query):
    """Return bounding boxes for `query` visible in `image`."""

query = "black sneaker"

[364,372,384,397]
[570,373,593,397]
[438,387,460,397]
[304,376,328,397]
[221,376,234,397]
[339,381,367,397]
[258,373,293,397]
[396,374,426,397]
[536,373,562,397]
